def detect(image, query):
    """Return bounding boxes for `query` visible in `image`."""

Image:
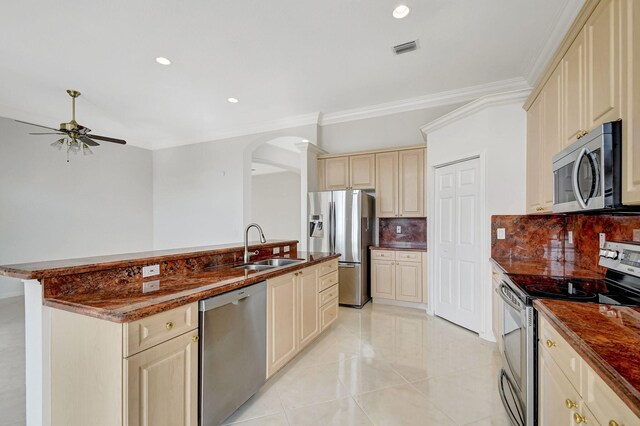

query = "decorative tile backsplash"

[379,218,427,247]
[492,213,640,274]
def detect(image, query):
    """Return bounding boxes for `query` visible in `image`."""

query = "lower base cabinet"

[371,250,426,304]
[538,315,639,425]
[266,259,339,378]
[50,303,199,426]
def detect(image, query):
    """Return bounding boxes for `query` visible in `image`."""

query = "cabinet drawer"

[539,316,582,392]
[319,259,338,276]
[320,298,339,331]
[396,251,422,263]
[123,302,198,357]
[581,360,639,426]
[319,284,339,307]
[371,250,395,261]
[319,271,339,292]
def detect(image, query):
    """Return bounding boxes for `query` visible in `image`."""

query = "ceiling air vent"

[393,40,419,55]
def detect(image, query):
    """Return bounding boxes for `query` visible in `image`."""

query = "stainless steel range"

[497,241,640,425]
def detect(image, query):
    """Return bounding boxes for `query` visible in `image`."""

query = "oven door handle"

[499,283,524,312]
[571,146,590,209]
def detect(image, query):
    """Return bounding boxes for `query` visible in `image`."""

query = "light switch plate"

[396,226,402,234]
[273,247,280,254]
[599,233,606,248]
[497,228,506,240]
[142,280,160,293]
[633,229,640,242]
[283,245,290,253]
[142,264,160,278]
[567,231,573,245]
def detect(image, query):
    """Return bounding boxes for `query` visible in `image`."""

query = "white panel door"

[434,158,481,332]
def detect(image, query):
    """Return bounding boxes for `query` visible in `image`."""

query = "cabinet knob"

[576,130,589,140]
[565,399,578,409]
[573,413,587,424]
[165,322,173,330]
[192,335,199,342]
[546,339,556,348]
[609,421,619,426]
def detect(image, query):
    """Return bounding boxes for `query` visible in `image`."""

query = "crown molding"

[419,88,531,137]
[294,141,327,155]
[522,0,585,87]
[318,77,531,126]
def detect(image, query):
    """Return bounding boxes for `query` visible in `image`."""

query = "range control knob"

[606,250,619,259]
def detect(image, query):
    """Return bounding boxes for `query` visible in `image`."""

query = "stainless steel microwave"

[552,121,622,213]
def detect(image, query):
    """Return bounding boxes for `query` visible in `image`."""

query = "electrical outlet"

[142,280,160,293]
[273,247,280,254]
[634,229,640,242]
[567,231,573,245]
[599,233,606,248]
[142,264,160,278]
[283,245,290,253]
[396,226,402,234]
[497,228,506,240]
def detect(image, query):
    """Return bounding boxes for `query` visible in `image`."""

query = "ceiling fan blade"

[79,136,99,146]
[15,120,61,132]
[29,132,65,135]
[88,134,126,145]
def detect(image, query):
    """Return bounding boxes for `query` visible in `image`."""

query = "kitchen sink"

[251,258,303,267]
[232,264,276,271]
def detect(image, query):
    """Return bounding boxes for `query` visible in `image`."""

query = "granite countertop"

[370,243,427,252]
[534,299,640,416]
[0,240,299,279]
[491,257,604,279]
[44,251,339,323]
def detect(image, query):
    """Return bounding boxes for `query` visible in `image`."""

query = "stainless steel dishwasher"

[199,281,266,426]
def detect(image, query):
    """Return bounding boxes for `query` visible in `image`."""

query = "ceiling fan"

[16,89,127,161]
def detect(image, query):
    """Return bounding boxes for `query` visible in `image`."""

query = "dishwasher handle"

[199,281,266,312]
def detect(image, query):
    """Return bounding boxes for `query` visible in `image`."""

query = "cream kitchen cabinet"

[317,158,326,191]
[322,154,375,190]
[376,148,425,218]
[371,249,425,304]
[525,0,640,205]
[50,303,199,426]
[538,315,640,426]
[491,266,504,351]
[266,259,338,378]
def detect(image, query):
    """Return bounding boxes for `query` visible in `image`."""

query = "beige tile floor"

[223,303,511,426]
[0,298,509,426]
[0,296,26,426]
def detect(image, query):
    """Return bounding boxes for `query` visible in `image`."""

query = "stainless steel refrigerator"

[308,190,374,308]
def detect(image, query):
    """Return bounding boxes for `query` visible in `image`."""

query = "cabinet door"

[585,0,622,130]
[538,346,582,426]
[125,330,198,426]
[375,152,399,217]
[526,94,545,213]
[542,65,564,209]
[349,154,376,189]
[562,27,587,147]
[395,261,422,303]
[325,157,350,190]
[492,278,503,351]
[399,149,425,217]
[267,273,298,378]
[317,159,326,191]
[297,267,320,349]
[371,260,395,299]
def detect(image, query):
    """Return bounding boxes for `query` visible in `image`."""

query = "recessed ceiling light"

[301,139,310,143]
[155,57,171,65]
[393,5,410,19]
[227,97,239,103]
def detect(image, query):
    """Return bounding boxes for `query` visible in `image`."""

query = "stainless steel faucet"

[244,223,267,263]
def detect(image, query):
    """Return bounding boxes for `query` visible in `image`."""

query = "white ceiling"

[0,0,574,149]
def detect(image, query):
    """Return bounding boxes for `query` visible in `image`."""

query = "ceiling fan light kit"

[16,89,127,162]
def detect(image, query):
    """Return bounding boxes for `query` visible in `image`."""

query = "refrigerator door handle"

[331,201,337,254]
[338,263,356,268]
[328,201,334,253]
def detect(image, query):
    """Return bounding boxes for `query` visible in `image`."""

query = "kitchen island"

[0,240,340,426]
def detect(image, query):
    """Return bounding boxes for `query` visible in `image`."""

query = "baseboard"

[479,330,497,343]
[372,298,429,311]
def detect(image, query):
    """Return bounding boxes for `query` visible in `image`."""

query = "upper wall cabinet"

[376,148,425,218]
[525,0,640,206]
[322,154,375,190]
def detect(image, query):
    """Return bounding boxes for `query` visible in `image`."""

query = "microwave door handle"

[571,147,589,209]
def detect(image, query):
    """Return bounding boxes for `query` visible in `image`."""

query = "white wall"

[425,100,527,340]
[319,104,464,153]
[251,172,301,241]
[0,117,154,298]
